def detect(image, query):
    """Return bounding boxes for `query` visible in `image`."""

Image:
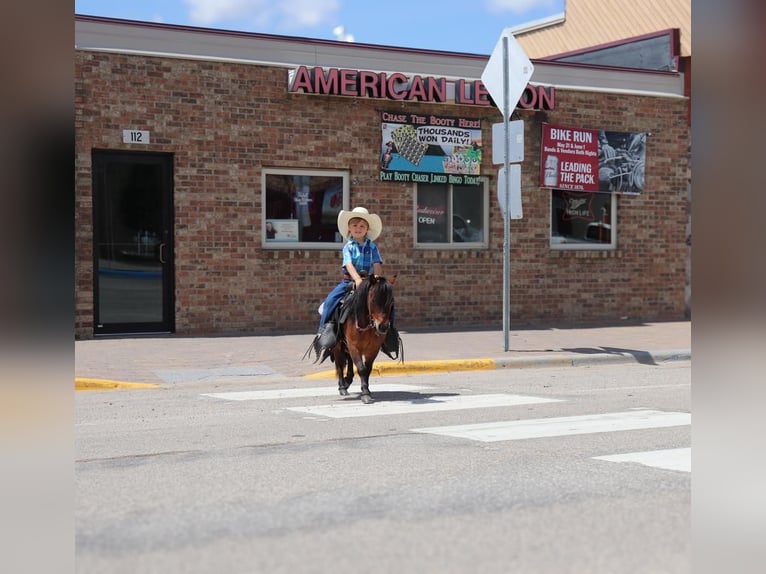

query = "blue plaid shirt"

[341,237,383,275]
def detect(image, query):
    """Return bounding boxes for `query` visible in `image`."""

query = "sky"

[74,0,565,55]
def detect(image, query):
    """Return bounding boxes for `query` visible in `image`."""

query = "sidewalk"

[75,320,690,389]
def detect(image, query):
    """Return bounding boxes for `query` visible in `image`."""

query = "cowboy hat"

[337,207,382,241]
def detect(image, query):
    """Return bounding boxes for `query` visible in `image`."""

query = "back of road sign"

[492,120,524,164]
[481,30,534,121]
[497,165,523,220]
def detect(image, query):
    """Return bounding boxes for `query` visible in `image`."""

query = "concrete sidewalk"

[75,321,691,389]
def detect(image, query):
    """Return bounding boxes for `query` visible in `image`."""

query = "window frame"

[413,178,490,249]
[549,189,617,251]
[261,167,350,250]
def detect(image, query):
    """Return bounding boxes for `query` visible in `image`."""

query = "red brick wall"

[75,51,690,338]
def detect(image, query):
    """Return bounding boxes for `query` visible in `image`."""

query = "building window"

[551,190,616,249]
[415,180,488,247]
[262,168,348,248]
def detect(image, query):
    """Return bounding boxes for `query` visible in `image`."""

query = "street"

[76,361,691,574]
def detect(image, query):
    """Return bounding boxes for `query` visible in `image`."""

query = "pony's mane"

[371,277,393,311]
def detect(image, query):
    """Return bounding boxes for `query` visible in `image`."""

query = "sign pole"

[481,28,533,353]
[502,36,511,352]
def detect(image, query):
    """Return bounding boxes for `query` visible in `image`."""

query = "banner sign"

[540,124,647,194]
[380,111,483,186]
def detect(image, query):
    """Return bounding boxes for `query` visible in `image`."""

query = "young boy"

[314,206,399,359]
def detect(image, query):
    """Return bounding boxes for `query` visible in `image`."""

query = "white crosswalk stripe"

[201,383,434,401]
[593,447,691,472]
[411,409,690,442]
[285,393,562,419]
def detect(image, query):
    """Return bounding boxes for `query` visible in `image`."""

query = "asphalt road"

[76,361,691,574]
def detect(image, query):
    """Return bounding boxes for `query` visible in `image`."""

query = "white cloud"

[332,25,355,42]
[486,0,556,14]
[184,0,340,32]
[184,0,263,25]
[280,0,339,29]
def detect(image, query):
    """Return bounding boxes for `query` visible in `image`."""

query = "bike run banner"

[540,124,647,194]
[380,111,483,186]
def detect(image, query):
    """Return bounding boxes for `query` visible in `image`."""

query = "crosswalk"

[201,383,691,473]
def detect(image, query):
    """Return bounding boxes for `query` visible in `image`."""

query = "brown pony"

[334,274,397,404]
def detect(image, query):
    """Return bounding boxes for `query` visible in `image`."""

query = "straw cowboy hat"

[337,207,382,241]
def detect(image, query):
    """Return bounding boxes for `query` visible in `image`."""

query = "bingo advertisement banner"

[380,111,483,186]
[541,124,646,194]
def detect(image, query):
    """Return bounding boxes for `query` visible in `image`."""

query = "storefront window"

[550,189,616,249]
[415,181,488,247]
[262,168,348,247]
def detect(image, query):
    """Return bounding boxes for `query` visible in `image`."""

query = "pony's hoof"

[339,388,349,396]
[360,394,374,404]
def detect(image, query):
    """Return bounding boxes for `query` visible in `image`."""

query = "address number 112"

[122,130,150,144]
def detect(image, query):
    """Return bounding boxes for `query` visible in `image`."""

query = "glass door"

[92,150,174,335]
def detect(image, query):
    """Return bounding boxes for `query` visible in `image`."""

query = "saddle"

[336,284,356,325]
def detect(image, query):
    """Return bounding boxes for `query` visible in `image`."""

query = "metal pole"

[502,37,511,352]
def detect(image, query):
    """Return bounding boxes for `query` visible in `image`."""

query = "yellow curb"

[75,378,160,391]
[304,358,497,380]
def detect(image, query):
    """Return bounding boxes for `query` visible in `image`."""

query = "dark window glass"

[551,190,614,247]
[264,171,346,244]
[416,181,487,245]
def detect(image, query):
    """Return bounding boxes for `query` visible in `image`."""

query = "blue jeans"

[318,280,352,328]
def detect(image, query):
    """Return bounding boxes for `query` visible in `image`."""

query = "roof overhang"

[75,15,686,99]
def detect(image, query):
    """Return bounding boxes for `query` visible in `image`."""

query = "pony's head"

[353,274,396,336]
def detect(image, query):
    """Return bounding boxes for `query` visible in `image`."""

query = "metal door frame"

[91,149,175,335]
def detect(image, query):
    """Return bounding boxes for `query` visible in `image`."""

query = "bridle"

[354,279,393,335]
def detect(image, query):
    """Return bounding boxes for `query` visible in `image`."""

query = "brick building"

[75,16,689,338]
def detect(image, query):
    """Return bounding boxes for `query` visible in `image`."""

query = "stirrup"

[317,321,336,349]
[309,322,337,364]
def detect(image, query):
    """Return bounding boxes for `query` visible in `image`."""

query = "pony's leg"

[343,352,354,391]
[356,359,374,404]
[334,347,349,396]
